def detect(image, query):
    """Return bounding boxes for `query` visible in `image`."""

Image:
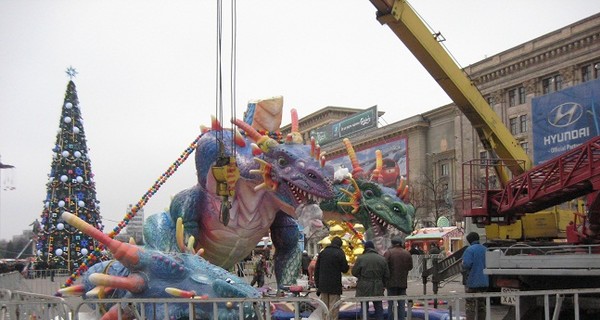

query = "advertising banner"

[328,136,407,189]
[310,106,377,146]
[532,79,600,164]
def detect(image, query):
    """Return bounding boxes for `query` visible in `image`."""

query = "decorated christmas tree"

[37,68,103,271]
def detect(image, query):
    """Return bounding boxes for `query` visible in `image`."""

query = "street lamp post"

[0,155,16,241]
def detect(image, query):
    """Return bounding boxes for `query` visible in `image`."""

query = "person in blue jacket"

[462,232,489,320]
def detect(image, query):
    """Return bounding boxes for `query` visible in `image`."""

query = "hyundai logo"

[547,102,583,127]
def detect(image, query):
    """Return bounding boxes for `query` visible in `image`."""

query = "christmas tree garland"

[63,134,202,287]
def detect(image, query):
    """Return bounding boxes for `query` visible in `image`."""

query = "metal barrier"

[4,275,600,320]
[335,287,600,320]
[71,295,327,320]
[0,290,72,320]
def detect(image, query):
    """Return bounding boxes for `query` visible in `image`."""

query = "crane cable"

[213,0,239,226]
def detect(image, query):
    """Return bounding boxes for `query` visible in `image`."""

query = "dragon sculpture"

[58,212,262,320]
[144,115,335,287]
[320,139,415,253]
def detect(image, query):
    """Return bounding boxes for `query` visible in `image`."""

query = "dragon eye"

[364,190,375,198]
[225,278,235,283]
[307,172,317,179]
[278,157,288,166]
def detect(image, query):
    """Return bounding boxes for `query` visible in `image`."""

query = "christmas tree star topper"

[65,66,78,79]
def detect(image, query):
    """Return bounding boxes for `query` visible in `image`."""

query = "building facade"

[282,13,600,231]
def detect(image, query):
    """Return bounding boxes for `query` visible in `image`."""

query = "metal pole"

[0,155,16,241]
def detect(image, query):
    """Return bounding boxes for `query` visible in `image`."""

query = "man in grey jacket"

[384,236,413,320]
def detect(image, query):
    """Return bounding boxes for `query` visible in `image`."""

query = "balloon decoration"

[318,220,366,265]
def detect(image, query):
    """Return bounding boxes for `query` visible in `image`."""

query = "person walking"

[308,254,318,287]
[462,232,489,320]
[301,250,311,276]
[250,254,269,288]
[352,240,389,320]
[315,236,349,320]
[384,236,413,320]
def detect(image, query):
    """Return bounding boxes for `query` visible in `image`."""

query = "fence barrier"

[4,270,600,320]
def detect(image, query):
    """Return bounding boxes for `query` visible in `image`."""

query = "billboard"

[310,106,377,146]
[532,79,600,164]
[327,136,407,189]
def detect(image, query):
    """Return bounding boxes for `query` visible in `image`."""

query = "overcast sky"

[1,1,599,242]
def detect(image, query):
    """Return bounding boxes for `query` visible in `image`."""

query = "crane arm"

[368,0,531,180]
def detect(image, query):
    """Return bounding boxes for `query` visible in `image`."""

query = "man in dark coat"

[315,236,349,320]
[301,250,311,276]
[352,240,389,320]
[384,236,413,320]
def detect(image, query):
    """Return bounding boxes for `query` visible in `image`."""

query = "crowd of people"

[238,233,486,320]
[309,234,486,320]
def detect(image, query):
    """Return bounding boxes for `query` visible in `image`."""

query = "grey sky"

[1,0,599,240]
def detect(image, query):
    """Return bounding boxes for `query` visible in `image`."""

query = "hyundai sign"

[532,79,600,164]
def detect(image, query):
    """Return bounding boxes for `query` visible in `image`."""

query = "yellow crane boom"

[368,0,531,182]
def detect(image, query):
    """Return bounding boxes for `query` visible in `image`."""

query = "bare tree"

[409,172,452,227]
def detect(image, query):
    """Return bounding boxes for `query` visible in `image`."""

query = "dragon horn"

[211,116,223,131]
[89,273,146,293]
[232,118,278,153]
[286,108,304,144]
[310,137,316,158]
[57,284,85,297]
[291,108,299,132]
[372,150,383,183]
[343,138,364,177]
[61,212,140,267]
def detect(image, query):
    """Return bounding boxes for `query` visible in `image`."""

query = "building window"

[519,114,528,133]
[582,65,592,82]
[581,62,600,82]
[508,86,525,107]
[518,86,526,104]
[520,141,529,154]
[440,163,449,176]
[542,74,563,94]
[509,117,518,135]
[508,89,516,107]
[479,151,487,164]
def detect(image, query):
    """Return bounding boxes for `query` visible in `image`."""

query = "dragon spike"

[320,155,326,168]
[57,284,85,297]
[85,285,105,298]
[211,116,223,131]
[200,124,210,134]
[291,108,299,132]
[234,128,246,147]
[372,150,383,183]
[176,217,187,253]
[251,143,263,156]
[400,185,409,202]
[128,237,136,245]
[342,138,364,177]
[187,236,196,253]
[337,177,362,214]
[286,108,304,144]
[315,145,321,161]
[166,287,197,298]
[232,118,278,153]
[89,273,146,294]
[310,137,316,157]
[61,212,141,267]
[196,247,205,256]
